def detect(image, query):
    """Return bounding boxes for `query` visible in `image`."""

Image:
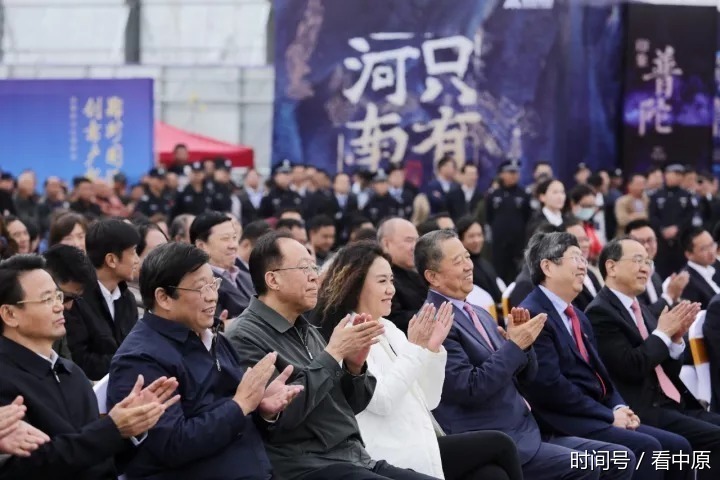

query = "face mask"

[576,207,595,221]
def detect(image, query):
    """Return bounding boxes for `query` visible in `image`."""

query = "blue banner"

[0,79,154,185]
[272,0,624,188]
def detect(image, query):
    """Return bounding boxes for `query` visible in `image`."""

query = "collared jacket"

[0,337,126,480]
[225,297,377,480]
[107,312,272,480]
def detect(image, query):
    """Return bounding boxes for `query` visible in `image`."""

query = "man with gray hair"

[418,228,634,480]
[378,217,425,333]
[520,232,690,480]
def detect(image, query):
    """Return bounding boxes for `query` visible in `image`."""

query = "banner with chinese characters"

[0,79,153,184]
[622,3,716,174]
[272,0,624,188]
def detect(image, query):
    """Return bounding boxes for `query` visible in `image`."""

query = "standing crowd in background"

[3,146,720,479]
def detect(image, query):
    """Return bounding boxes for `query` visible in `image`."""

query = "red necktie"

[565,305,607,397]
[630,300,682,403]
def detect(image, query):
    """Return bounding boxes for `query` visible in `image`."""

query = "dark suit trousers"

[644,407,720,480]
[300,460,439,479]
[438,431,523,480]
[589,424,692,480]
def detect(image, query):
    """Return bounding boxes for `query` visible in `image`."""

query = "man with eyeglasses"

[0,254,179,479]
[520,232,691,480]
[625,220,688,319]
[564,217,603,311]
[587,238,720,480]
[227,232,437,479]
[191,211,253,319]
[108,242,302,479]
[680,227,720,309]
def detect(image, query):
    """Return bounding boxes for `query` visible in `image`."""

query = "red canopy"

[155,121,254,168]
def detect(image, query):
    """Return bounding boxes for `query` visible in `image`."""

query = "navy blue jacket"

[426,290,542,464]
[519,287,624,437]
[107,313,272,480]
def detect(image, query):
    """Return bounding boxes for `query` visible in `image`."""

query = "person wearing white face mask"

[570,184,604,263]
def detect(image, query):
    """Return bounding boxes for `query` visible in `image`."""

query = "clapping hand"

[427,302,454,352]
[408,304,436,349]
[0,420,49,457]
[257,365,304,420]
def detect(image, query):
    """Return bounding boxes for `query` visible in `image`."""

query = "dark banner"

[272,0,624,189]
[622,4,716,175]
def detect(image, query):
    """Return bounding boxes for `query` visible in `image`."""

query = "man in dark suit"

[191,212,252,319]
[237,169,265,227]
[425,154,460,214]
[704,293,720,412]
[446,163,483,221]
[305,172,358,244]
[0,254,176,479]
[416,229,633,480]
[680,227,720,309]
[378,218,425,334]
[587,237,720,480]
[387,164,415,219]
[626,220,688,319]
[521,232,691,480]
[64,219,140,381]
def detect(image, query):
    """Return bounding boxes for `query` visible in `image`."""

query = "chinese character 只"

[638,97,672,137]
[105,96,124,120]
[343,37,420,106]
[412,105,481,166]
[345,103,408,170]
[420,35,477,106]
[652,451,671,471]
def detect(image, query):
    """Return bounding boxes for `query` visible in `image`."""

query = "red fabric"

[565,304,607,397]
[154,121,254,168]
[584,223,603,261]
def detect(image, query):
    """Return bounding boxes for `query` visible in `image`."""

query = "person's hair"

[533,161,551,172]
[241,220,272,244]
[248,231,294,295]
[43,244,95,287]
[437,154,455,170]
[525,232,579,285]
[569,184,595,204]
[169,214,193,242]
[410,193,431,226]
[307,215,334,233]
[313,241,392,341]
[0,255,47,333]
[276,218,305,231]
[625,219,653,236]
[139,242,209,311]
[455,215,482,241]
[587,174,604,189]
[86,219,141,269]
[598,237,628,279]
[173,143,188,153]
[352,227,378,243]
[647,165,662,176]
[535,178,562,199]
[189,211,232,245]
[72,176,91,188]
[414,229,458,286]
[278,207,303,218]
[134,221,169,257]
[560,216,583,231]
[460,163,478,174]
[681,226,708,254]
[417,218,440,236]
[49,211,87,247]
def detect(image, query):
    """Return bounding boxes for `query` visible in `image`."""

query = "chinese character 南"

[638,44,682,137]
[412,106,481,166]
[345,103,408,170]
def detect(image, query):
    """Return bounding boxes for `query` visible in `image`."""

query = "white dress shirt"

[37,349,59,368]
[462,186,475,204]
[645,274,674,306]
[609,288,685,359]
[583,274,598,297]
[356,318,447,478]
[542,207,564,227]
[98,281,121,320]
[687,261,720,294]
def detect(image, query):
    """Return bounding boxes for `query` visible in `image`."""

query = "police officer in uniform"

[209,157,237,215]
[135,167,173,219]
[259,160,303,219]
[172,161,213,217]
[650,162,700,278]
[363,169,402,226]
[387,164,415,219]
[485,159,531,284]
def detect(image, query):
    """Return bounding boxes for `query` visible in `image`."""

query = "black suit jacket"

[585,287,699,418]
[387,265,428,333]
[305,190,359,241]
[703,293,720,411]
[214,268,253,319]
[683,265,717,309]
[637,272,671,319]
[572,270,602,312]
[509,264,534,309]
[237,191,261,226]
[64,281,138,381]
[471,255,503,304]
[0,337,127,479]
[445,187,482,221]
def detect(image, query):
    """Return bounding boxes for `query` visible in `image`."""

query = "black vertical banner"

[622,4,716,174]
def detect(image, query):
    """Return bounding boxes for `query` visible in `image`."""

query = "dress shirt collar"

[542,207,564,226]
[538,285,570,318]
[37,349,59,368]
[98,280,121,304]
[143,311,215,346]
[211,264,240,284]
[438,179,451,193]
[246,296,310,334]
[687,261,716,282]
[608,287,635,312]
[0,336,71,378]
[429,289,469,317]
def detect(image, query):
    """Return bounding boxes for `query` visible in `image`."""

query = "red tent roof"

[155,121,254,168]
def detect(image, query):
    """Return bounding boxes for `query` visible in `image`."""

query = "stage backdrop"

[622,4,716,175]
[0,79,154,185]
[272,0,624,189]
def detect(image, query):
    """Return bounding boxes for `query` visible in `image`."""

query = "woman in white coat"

[313,241,523,480]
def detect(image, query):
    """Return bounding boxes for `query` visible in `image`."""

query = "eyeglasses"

[550,255,588,266]
[270,264,320,276]
[169,277,223,296]
[16,291,64,306]
[618,256,654,269]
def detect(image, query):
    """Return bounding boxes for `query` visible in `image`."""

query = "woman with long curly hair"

[313,241,523,480]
